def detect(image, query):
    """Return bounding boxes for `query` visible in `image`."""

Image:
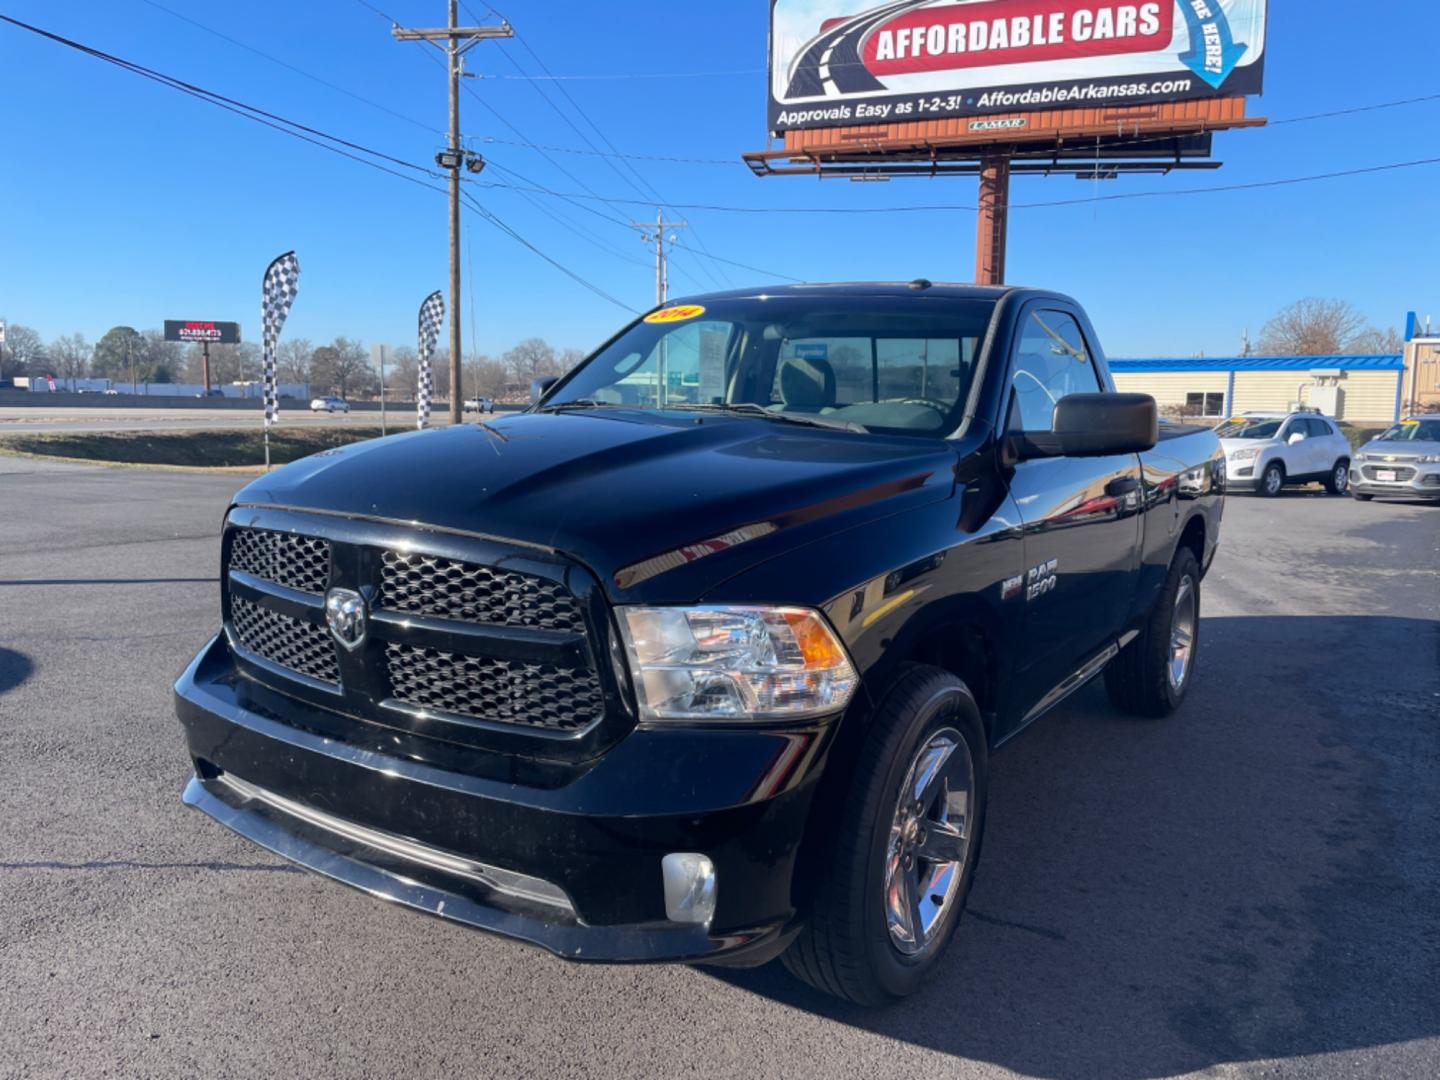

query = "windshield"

[1215,417,1283,439]
[1375,419,1440,442]
[541,296,996,437]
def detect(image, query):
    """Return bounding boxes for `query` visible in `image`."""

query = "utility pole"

[393,4,511,426]
[631,209,687,306]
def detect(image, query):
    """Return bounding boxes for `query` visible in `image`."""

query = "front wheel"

[782,666,987,1006]
[1105,546,1200,718]
[1325,460,1350,495]
[1258,461,1285,497]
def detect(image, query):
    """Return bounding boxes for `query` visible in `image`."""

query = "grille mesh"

[229,529,331,594]
[231,596,339,684]
[384,643,602,731]
[379,550,584,632]
[1361,465,1416,482]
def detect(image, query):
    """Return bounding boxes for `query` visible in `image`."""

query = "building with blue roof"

[1108,354,1407,424]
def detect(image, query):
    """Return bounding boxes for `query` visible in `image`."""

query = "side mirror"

[1013,393,1158,460]
[1287,432,1305,445]
[530,375,559,405]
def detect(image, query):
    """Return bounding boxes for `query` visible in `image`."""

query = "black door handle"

[1106,476,1141,498]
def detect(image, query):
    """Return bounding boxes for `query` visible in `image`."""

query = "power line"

[460,192,638,312]
[475,156,1440,215]
[476,135,739,167]
[1,13,642,319]
[470,5,733,290]
[0,15,442,182]
[669,242,806,284]
[135,0,439,134]
[485,68,762,81]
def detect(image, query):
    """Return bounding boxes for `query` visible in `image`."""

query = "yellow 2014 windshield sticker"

[644,304,705,324]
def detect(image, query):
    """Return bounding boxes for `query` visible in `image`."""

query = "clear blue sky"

[0,0,1436,360]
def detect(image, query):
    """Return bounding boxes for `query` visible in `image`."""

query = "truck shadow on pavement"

[0,646,35,695]
[708,614,1440,1078]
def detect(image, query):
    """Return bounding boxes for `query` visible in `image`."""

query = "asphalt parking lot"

[1,458,1436,1080]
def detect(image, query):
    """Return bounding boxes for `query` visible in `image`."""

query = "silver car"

[1216,411,1353,497]
[1350,415,1440,503]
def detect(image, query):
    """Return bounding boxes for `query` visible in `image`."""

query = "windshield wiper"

[533,398,612,413]
[668,402,867,433]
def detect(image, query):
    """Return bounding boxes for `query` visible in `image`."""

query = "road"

[783,0,921,99]
[1,458,1436,1079]
[0,406,454,435]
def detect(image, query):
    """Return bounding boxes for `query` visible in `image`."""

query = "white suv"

[1216,411,1352,497]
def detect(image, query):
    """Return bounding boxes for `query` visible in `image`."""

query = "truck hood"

[234,410,957,602]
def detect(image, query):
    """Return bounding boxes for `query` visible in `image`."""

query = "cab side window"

[1009,310,1102,431]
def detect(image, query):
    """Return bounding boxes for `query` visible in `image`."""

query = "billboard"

[164,320,241,344]
[769,0,1267,132]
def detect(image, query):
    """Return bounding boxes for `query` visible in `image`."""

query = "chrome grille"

[229,528,331,593]
[379,550,584,632]
[231,596,339,684]
[1361,465,1416,482]
[384,643,602,732]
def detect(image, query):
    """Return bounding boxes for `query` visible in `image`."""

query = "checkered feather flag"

[261,251,300,429]
[416,290,445,430]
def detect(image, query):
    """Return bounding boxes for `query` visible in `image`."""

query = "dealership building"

[1109,355,1408,425]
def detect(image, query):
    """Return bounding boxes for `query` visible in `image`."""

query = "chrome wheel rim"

[1168,574,1197,691]
[1335,464,1349,493]
[885,727,974,956]
[1265,467,1283,495]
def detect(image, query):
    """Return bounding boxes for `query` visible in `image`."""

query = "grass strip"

[0,427,395,468]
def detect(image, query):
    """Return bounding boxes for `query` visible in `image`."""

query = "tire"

[1325,459,1350,495]
[1105,545,1200,718]
[782,666,988,1006]
[1352,492,1373,502]
[1258,461,1285,497]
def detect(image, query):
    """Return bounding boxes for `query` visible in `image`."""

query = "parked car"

[1350,415,1440,502]
[309,396,350,413]
[103,389,119,396]
[463,396,495,414]
[195,389,225,398]
[1215,410,1351,497]
[174,283,1223,1005]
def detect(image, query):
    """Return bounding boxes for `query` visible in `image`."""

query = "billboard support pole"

[202,342,211,396]
[974,156,1010,286]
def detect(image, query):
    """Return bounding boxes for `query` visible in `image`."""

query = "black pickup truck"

[175,283,1223,1005]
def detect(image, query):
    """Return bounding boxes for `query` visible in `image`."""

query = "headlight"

[617,606,858,722]
[1229,447,1261,461]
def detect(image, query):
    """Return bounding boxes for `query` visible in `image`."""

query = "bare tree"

[463,353,508,399]
[49,333,92,380]
[140,329,184,383]
[503,337,558,382]
[389,346,419,401]
[1256,298,1377,355]
[1349,325,1405,355]
[276,338,314,384]
[312,337,372,397]
[559,347,586,372]
[2,323,47,376]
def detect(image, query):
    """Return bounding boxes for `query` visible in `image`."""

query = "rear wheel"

[1105,546,1200,718]
[782,666,987,1006]
[1325,460,1350,495]
[1258,461,1285,497]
